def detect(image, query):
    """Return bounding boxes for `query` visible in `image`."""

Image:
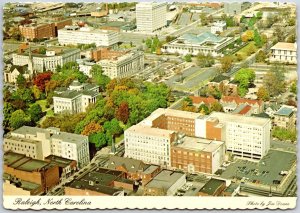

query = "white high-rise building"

[136,2,167,33]
[209,112,271,160]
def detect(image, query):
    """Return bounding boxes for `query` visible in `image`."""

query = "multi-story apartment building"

[53,80,100,114]
[58,26,119,47]
[171,137,225,174]
[12,47,80,72]
[125,125,177,167]
[211,21,227,34]
[136,2,167,33]
[3,126,90,168]
[209,112,271,159]
[273,106,296,129]
[97,50,144,79]
[162,32,234,56]
[19,18,72,40]
[270,42,297,64]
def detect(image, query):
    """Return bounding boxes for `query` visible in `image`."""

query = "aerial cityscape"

[2,1,297,198]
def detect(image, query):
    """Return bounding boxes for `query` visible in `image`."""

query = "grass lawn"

[46,109,54,117]
[233,41,257,62]
[30,99,48,112]
[115,134,124,144]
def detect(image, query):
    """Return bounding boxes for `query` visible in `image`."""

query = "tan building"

[44,155,77,179]
[3,152,60,194]
[144,170,186,196]
[3,126,90,168]
[65,168,133,196]
[273,106,296,129]
[171,137,225,174]
[270,42,297,64]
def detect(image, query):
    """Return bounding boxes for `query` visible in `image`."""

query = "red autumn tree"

[115,101,129,124]
[33,72,52,92]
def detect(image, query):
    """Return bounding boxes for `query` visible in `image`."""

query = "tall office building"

[136,2,167,33]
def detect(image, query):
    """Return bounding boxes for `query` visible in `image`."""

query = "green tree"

[16,74,26,88]
[89,132,107,148]
[253,29,262,47]
[198,104,210,115]
[3,102,15,130]
[28,103,43,123]
[197,53,215,67]
[210,102,223,112]
[256,50,266,63]
[263,64,286,96]
[290,81,297,94]
[103,118,123,136]
[184,54,192,62]
[9,109,30,130]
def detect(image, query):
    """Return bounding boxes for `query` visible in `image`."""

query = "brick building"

[171,137,225,174]
[64,168,134,196]
[19,19,72,40]
[3,152,60,194]
[106,156,160,185]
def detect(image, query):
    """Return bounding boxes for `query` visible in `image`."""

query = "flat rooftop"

[145,170,185,190]
[126,125,175,138]
[209,112,270,126]
[173,136,224,153]
[3,173,41,191]
[220,150,296,186]
[274,107,294,117]
[271,42,297,51]
[199,178,226,195]
[45,155,75,168]
[4,152,52,172]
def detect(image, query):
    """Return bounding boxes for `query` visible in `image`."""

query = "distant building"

[77,60,96,77]
[273,106,296,129]
[208,77,238,97]
[4,65,30,83]
[12,46,80,72]
[198,178,227,196]
[53,80,100,114]
[64,168,134,196]
[211,21,226,34]
[58,26,119,47]
[19,18,72,40]
[106,156,160,185]
[3,151,60,195]
[3,126,90,168]
[171,137,225,174]
[136,2,167,33]
[189,96,218,108]
[224,2,242,16]
[97,50,144,79]
[220,96,264,114]
[162,32,234,56]
[144,170,186,196]
[270,42,297,64]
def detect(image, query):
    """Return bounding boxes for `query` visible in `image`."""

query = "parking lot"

[220,150,297,186]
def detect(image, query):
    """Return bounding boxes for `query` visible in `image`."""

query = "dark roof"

[45,155,76,168]
[199,178,226,195]
[106,156,148,173]
[252,112,270,118]
[274,107,294,117]
[7,65,28,74]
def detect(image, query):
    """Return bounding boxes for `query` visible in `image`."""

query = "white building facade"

[53,80,99,114]
[12,48,80,72]
[58,26,119,47]
[124,125,176,167]
[209,112,271,160]
[3,126,90,168]
[211,21,227,34]
[270,42,297,64]
[136,2,167,33]
[97,51,144,79]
